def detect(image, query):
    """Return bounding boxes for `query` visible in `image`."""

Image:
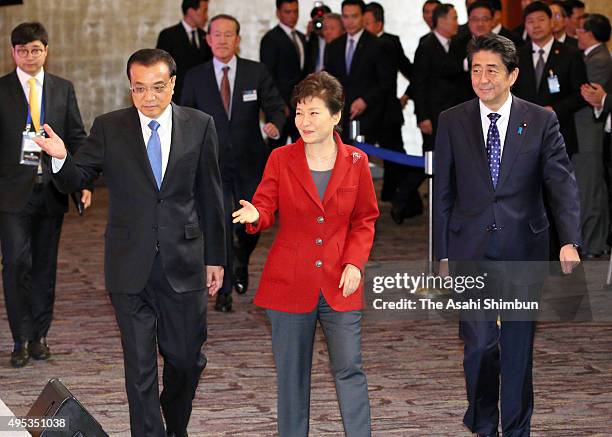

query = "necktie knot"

[487,113,501,124]
[222,66,230,75]
[538,48,544,55]
[28,77,36,87]
[148,120,160,132]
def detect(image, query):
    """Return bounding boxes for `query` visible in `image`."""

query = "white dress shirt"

[53,105,174,178]
[492,23,502,34]
[316,35,326,72]
[433,30,450,53]
[557,32,568,43]
[531,37,555,69]
[346,28,365,61]
[138,104,173,180]
[181,19,199,49]
[479,92,513,158]
[279,21,304,69]
[213,55,238,115]
[16,67,44,127]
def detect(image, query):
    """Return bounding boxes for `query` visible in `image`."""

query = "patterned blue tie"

[147,120,162,188]
[486,113,502,188]
[346,37,355,73]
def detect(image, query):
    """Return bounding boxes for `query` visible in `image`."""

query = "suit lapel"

[322,135,351,207]
[230,58,245,120]
[496,97,529,190]
[42,73,54,127]
[123,106,159,189]
[161,103,187,192]
[8,71,28,128]
[205,62,228,120]
[459,99,492,190]
[350,32,369,76]
[288,140,324,211]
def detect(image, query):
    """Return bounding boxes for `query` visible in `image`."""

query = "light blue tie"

[147,120,162,189]
[346,37,355,73]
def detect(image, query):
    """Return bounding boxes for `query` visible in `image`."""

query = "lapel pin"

[351,151,362,164]
[517,122,527,135]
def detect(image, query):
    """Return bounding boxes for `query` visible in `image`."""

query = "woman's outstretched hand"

[232,200,260,224]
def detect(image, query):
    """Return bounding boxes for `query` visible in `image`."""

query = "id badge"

[547,75,561,94]
[242,89,257,102]
[19,131,42,166]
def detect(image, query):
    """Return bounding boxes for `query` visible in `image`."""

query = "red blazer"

[247,134,379,313]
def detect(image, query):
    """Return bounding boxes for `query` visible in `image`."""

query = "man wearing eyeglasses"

[33,48,226,437]
[0,22,92,368]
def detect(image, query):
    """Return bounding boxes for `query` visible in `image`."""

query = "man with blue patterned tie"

[434,34,581,436]
[33,49,226,437]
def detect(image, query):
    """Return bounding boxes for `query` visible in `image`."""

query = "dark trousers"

[379,125,425,215]
[460,233,536,436]
[110,255,207,437]
[0,185,63,346]
[267,293,371,437]
[219,180,260,296]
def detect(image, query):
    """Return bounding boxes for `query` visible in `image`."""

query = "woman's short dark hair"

[292,72,345,130]
[583,13,611,43]
[467,33,518,73]
[11,22,48,47]
[126,49,177,81]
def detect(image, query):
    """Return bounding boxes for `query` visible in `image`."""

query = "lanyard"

[25,83,46,132]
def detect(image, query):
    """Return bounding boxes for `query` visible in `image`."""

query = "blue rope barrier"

[353,141,425,168]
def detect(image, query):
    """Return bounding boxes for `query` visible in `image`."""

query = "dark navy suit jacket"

[434,96,581,262]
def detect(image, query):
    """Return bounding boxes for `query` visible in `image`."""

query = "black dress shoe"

[475,432,499,437]
[390,207,404,225]
[214,293,233,312]
[10,345,29,368]
[233,266,249,295]
[166,431,188,437]
[28,338,51,360]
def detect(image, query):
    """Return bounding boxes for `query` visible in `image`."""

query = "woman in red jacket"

[232,71,379,437]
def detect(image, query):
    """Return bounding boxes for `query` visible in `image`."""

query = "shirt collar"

[433,30,450,49]
[479,92,513,122]
[181,19,197,35]
[347,28,365,45]
[557,32,567,42]
[376,31,384,37]
[532,36,555,57]
[138,103,173,130]
[16,66,45,88]
[584,43,602,57]
[213,55,237,73]
[278,21,296,36]
[492,23,502,34]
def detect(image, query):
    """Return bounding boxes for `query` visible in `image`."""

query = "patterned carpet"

[0,185,610,436]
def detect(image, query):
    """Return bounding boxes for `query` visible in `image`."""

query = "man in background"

[0,22,91,368]
[550,1,578,46]
[325,0,392,144]
[564,0,586,38]
[260,0,306,147]
[156,0,212,103]
[489,0,523,47]
[183,15,286,312]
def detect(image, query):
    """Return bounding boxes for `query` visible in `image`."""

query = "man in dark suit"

[183,14,286,312]
[412,3,465,151]
[572,13,612,256]
[0,22,91,368]
[324,0,393,144]
[156,0,212,104]
[512,1,587,157]
[513,0,536,42]
[363,2,423,221]
[304,4,331,74]
[563,0,585,39]
[457,0,478,39]
[435,34,581,437]
[260,0,305,147]
[550,1,578,46]
[489,0,523,47]
[35,49,226,437]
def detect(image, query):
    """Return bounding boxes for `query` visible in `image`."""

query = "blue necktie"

[346,37,355,73]
[147,120,162,188]
[486,113,502,188]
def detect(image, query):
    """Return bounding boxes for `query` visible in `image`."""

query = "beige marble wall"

[0,0,466,154]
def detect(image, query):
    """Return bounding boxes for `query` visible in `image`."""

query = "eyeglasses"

[469,17,492,24]
[15,47,45,58]
[130,80,173,95]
